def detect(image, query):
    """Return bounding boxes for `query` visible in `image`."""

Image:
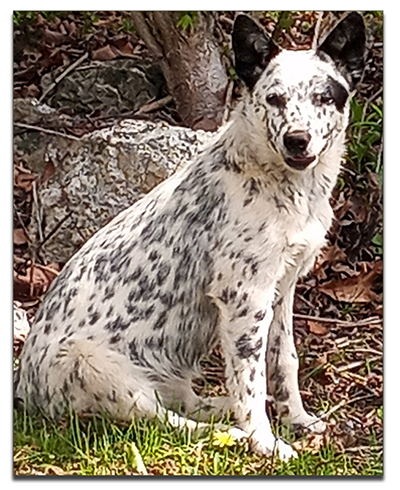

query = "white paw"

[273,439,298,461]
[251,435,297,461]
[291,414,326,434]
[226,426,248,440]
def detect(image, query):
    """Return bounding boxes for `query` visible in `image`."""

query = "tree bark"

[131,11,229,131]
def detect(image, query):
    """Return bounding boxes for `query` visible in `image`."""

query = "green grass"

[347,98,383,180]
[13,409,383,476]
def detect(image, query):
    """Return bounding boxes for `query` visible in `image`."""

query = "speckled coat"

[15,13,365,460]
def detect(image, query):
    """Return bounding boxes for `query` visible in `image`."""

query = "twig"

[219,14,234,27]
[319,393,376,420]
[334,357,381,373]
[135,95,173,115]
[312,12,324,50]
[293,313,382,327]
[36,211,73,252]
[31,180,43,244]
[39,52,89,103]
[14,122,81,142]
[222,79,234,124]
[34,264,60,276]
[344,445,382,453]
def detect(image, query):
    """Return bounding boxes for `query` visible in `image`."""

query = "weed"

[176,12,198,32]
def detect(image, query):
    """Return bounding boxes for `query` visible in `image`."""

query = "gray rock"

[14,99,212,264]
[41,59,166,116]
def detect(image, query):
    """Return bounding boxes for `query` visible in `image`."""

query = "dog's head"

[232,13,365,171]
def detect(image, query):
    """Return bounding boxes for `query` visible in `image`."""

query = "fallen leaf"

[42,27,68,45]
[292,433,327,454]
[92,45,118,61]
[319,261,382,304]
[46,465,65,475]
[113,38,134,55]
[14,171,36,193]
[14,228,28,245]
[308,320,329,336]
[39,160,56,187]
[14,264,58,301]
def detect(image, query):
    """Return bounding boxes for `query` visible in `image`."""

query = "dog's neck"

[213,99,345,200]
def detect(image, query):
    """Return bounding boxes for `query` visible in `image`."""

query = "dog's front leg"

[218,293,296,460]
[267,273,326,433]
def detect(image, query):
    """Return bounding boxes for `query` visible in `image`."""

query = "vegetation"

[14,409,382,476]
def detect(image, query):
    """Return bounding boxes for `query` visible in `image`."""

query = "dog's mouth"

[284,155,316,171]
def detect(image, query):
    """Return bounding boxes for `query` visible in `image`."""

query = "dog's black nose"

[283,130,311,154]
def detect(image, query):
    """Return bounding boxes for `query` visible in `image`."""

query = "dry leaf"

[39,160,56,187]
[46,465,65,475]
[14,172,36,192]
[308,320,329,336]
[319,261,382,303]
[92,45,118,61]
[14,228,28,245]
[14,264,58,301]
[292,433,327,454]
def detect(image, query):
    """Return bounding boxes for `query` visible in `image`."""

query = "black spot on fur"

[254,310,265,321]
[89,311,101,325]
[153,311,168,330]
[236,334,263,359]
[275,386,290,402]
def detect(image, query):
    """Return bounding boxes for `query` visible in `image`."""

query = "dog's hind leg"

[16,338,246,441]
[154,378,233,423]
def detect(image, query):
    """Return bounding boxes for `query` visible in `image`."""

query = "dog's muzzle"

[283,130,316,170]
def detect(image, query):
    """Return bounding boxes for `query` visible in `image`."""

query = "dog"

[15,12,365,460]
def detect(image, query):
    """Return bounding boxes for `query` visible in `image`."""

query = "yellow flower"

[212,431,237,448]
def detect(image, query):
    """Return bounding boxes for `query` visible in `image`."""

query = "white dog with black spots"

[15,12,366,460]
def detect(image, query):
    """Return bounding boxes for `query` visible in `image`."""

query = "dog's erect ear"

[232,14,280,90]
[317,12,366,90]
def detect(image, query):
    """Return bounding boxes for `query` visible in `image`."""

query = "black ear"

[232,14,280,90]
[317,12,366,90]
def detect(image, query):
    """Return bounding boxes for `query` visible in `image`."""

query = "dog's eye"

[266,94,286,109]
[313,89,333,106]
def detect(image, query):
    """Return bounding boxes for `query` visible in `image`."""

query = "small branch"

[319,393,376,420]
[36,211,73,252]
[14,122,81,142]
[222,79,234,124]
[312,11,324,50]
[334,357,381,373]
[293,313,382,327]
[31,180,43,244]
[219,14,234,27]
[39,52,89,103]
[135,95,173,115]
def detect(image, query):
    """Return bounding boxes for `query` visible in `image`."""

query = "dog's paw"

[251,434,297,461]
[272,439,298,461]
[291,414,326,434]
[226,426,249,440]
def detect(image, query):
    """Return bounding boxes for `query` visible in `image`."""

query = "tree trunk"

[131,11,229,131]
